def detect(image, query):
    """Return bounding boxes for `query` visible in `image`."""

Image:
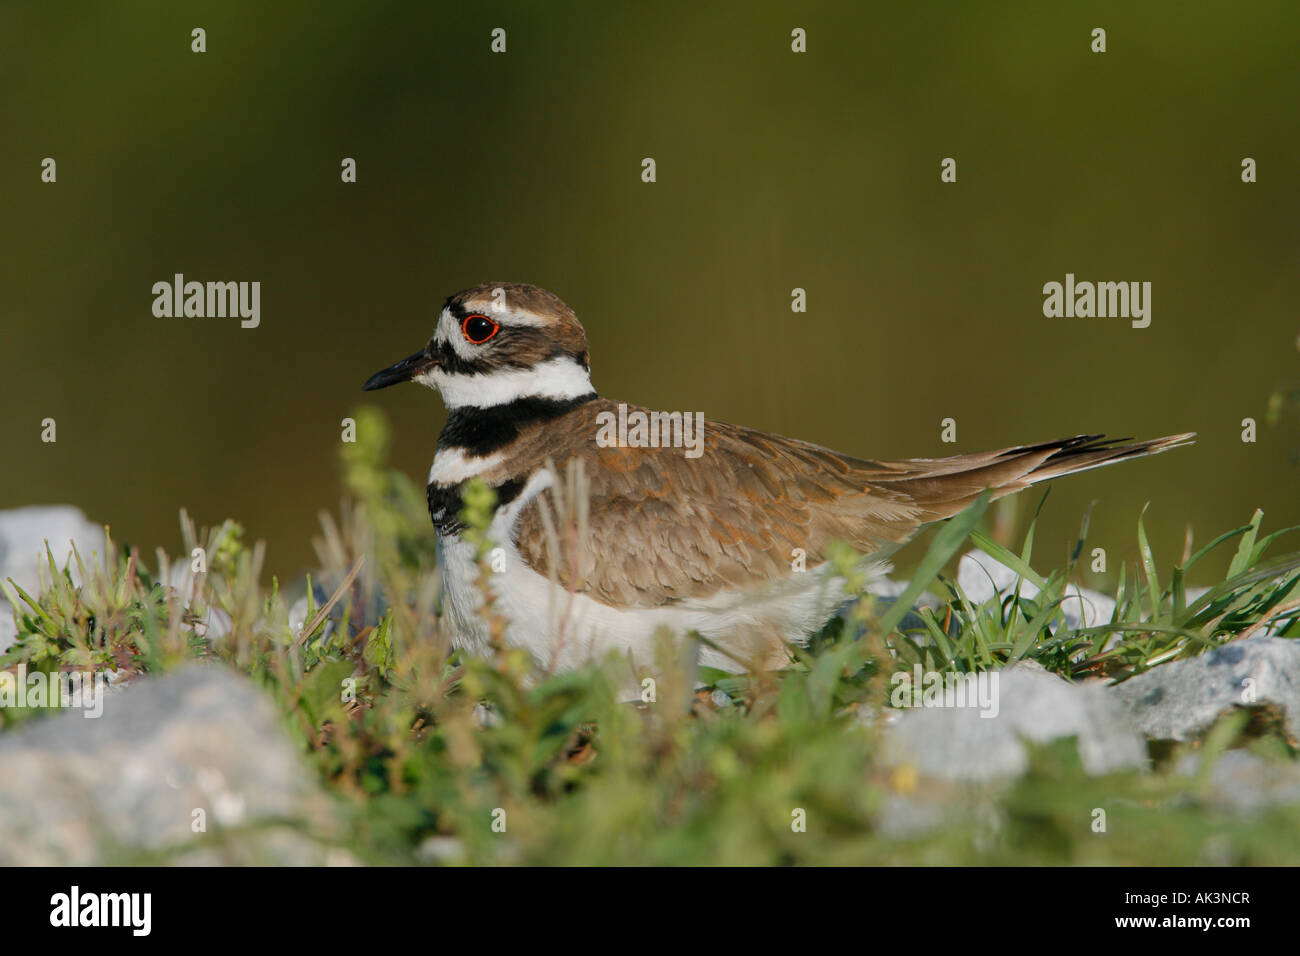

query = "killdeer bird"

[364,283,1193,674]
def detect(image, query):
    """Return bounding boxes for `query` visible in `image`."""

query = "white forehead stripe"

[437,308,478,362]
[417,355,594,409]
[438,301,552,335]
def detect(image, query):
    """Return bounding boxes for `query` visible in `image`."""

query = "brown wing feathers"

[508,399,1193,608]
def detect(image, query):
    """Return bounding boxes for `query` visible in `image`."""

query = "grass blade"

[877,491,991,636]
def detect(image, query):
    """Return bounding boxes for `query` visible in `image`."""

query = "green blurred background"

[3,1,1297,586]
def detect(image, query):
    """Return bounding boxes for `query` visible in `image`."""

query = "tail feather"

[1023,432,1196,485]
[873,432,1196,522]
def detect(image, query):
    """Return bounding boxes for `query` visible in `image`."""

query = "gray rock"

[874,791,957,839]
[166,564,233,642]
[865,575,941,609]
[880,662,1147,782]
[0,506,107,596]
[0,610,15,657]
[957,549,1116,629]
[1109,637,1300,743]
[0,664,340,865]
[844,577,942,637]
[0,506,107,654]
[417,835,467,864]
[288,574,387,644]
[289,584,337,643]
[1176,750,1300,813]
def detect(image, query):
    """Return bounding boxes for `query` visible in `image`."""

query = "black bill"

[363,349,437,391]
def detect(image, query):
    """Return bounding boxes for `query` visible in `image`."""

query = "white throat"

[417,355,594,409]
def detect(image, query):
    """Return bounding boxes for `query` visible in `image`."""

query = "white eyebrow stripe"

[481,307,548,327]
[455,295,551,328]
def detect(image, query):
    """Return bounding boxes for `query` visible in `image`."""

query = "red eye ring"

[461,314,499,344]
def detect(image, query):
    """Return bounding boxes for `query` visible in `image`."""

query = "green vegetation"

[3,407,1299,864]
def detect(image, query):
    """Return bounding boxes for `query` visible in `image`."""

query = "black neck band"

[438,392,598,457]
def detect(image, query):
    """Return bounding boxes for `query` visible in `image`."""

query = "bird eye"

[461,314,499,344]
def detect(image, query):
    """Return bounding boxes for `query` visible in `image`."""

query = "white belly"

[437,528,876,675]
[430,461,885,676]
